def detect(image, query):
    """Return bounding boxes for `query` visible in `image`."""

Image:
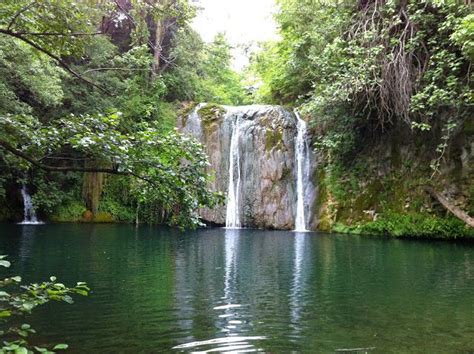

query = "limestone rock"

[178,104,316,230]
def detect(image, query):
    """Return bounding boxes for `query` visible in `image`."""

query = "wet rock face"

[179,104,315,230]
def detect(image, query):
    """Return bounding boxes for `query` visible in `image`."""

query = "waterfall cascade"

[20,185,43,225]
[294,112,310,232]
[225,117,242,228]
[179,104,315,230]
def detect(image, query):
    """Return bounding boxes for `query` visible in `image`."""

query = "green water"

[0,224,473,352]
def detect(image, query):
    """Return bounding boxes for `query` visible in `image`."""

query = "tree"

[0,112,219,228]
[0,0,108,91]
[252,0,472,159]
[0,0,225,227]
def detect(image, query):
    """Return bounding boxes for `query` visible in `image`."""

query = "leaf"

[75,289,88,296]
[0,260,11,268]
[0,310,11,318]
[17,346,28,354]
[53,344,69,350]
[22,302,35,311]
[18,330,28,337]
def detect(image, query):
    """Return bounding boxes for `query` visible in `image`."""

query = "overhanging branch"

[0,139,158,187]
[0,28,111,94]
[15,31,103,37]
[7,1,38,31]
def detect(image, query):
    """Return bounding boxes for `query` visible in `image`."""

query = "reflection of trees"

[174,229,225,339]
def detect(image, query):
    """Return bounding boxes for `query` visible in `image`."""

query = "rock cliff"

[179,104,316,230]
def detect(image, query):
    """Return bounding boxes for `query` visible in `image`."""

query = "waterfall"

[179,104,316,230]
[225,117,242,228]
[294,112,310,232]
[183,103,204,139]
[20,185,43,225]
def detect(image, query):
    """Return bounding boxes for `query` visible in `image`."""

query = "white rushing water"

[20,185,43,225]
[225,117,242,228]
[294,112,310,232]
[182,103,205,139]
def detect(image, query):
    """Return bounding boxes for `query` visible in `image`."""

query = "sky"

[191,0,279,71]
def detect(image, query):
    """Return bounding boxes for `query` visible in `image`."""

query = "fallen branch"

[424,186,474,228]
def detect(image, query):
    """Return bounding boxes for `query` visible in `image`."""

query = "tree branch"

[82,67,152,75]
[0,28,111,95]
[0,140,119,173]
[15,31,103,37]
[7,1,38,31]
[0,139,160,187]
[424,186,474,228]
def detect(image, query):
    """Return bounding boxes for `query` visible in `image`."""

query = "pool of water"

[0,224,473,352]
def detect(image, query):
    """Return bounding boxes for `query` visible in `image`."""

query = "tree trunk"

[151,0,170,75]
[82,160,107,215]
[151,16,164,74]
[424,186,474,228]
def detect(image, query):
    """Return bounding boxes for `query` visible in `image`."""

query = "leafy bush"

[50,201,86,223]
[337,213,474,240]
[0,256,89,353]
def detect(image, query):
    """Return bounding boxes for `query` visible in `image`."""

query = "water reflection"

[0,225,473,352]
[290,232,311,336]
[222,228,239,310]
[174,228,265,352]
[18,225,38,260]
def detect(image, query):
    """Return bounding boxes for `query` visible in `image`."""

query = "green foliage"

[451,13,474,60]
[0,0,243,227]
[98,175,135,222]
[338,213,474,239]
[51,200,86,223]
[0,38,64,116]
[165,30,248,105]
[249,0,473,238]
[0,111,219,228]
[0,256,89,353]
[0,0,104,57]
[253,0,472,164]
[30,171,83,215]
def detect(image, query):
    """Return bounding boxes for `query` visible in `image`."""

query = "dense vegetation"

[0,0,247,227]
[250,0,473,238]
[0,0,472,238]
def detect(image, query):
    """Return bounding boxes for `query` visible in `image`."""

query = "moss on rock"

[198,103,225,124]
[265,128,284,152]
[93,212,114,223]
